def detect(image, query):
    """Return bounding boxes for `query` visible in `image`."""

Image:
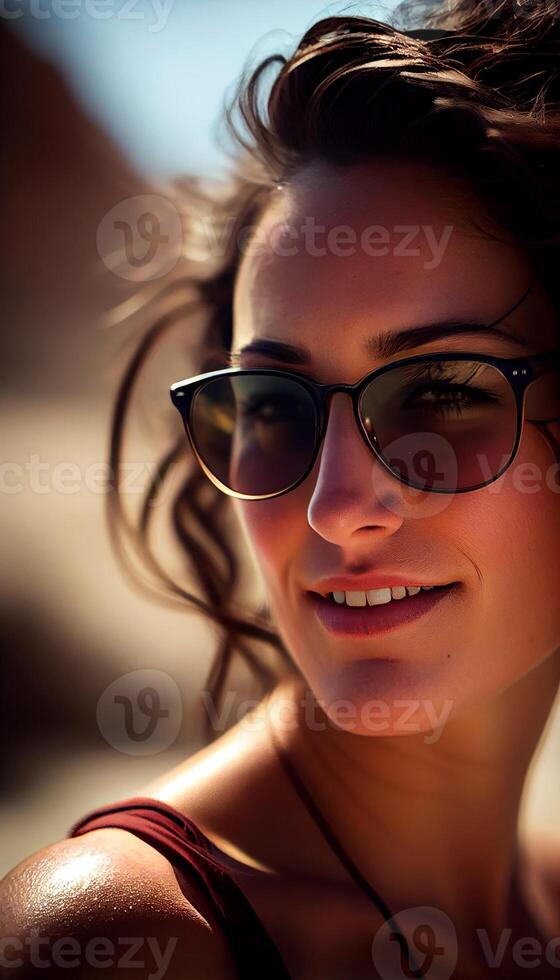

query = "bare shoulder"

[139,677,322,877]
[0,827,239,979]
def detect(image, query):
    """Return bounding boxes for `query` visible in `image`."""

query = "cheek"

[234,494,305,588]
[503,422,560,582]
[450,420,560,672]
[234,422,560,707]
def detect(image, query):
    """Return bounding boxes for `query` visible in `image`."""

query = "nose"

[306,392,405,545]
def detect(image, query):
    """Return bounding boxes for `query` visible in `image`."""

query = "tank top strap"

[69,796,290,979]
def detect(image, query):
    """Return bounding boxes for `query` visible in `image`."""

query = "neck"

[272,652,560,950]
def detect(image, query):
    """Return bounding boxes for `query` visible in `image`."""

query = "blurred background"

[1,0,559,877]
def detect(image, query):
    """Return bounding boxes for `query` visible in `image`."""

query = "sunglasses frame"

[170,346,560,500]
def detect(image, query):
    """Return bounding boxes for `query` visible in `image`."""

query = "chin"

[311,658,459,739]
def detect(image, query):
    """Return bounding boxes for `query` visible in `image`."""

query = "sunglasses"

[169,348,560,499]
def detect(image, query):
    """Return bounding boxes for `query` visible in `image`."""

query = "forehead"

[232,159,551,365]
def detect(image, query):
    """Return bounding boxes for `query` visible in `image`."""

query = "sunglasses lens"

[190,374,318,496]
[186,359,520,498]
[360,359,518,491]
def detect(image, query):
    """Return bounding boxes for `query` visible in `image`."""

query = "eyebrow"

[229,283,535,366]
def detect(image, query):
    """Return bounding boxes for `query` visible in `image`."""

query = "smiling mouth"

[315,583,458,607]
[307,582,461,637]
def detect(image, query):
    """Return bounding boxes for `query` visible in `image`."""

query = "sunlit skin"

[4,160,560,980]
[4,158,560,980]
[230,159,560,964]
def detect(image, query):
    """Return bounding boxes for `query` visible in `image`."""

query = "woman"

[2,1,560,977]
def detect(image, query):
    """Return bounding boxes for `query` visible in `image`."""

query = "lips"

[306,582,459,637]
[308,573,456,598]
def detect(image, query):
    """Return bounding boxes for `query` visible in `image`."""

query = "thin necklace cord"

[267,717,426,980]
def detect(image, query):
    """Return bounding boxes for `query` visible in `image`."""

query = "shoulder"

[140,677,324,877]
[0,827,239,979]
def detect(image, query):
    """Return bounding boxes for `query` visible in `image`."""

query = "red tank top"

[69,796,291,979]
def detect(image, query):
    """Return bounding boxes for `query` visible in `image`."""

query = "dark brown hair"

[107,0,560,740]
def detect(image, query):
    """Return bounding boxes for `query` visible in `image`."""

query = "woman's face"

[231,159,560,735]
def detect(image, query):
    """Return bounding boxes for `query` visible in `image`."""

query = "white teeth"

[367,588,392,606]
[330,586,434,607]
[345,591,367,607]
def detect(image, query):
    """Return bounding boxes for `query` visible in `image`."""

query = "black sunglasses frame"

[170,347,560,500]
